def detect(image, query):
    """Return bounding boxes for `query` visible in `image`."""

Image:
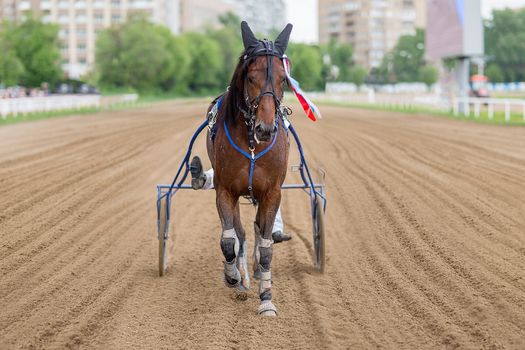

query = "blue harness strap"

[223,119,280,205]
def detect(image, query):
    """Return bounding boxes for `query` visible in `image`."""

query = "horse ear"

[275,23,293,54]
[241,21,258,50]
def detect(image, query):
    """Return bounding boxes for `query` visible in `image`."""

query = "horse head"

[238,21,292,143]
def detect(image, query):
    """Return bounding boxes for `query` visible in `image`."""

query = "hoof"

[223,275,240,289]
[258,301,277,317]
[223,261,241,289]
[260,309,277,317]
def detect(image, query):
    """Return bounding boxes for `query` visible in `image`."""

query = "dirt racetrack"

[1,100,524,349]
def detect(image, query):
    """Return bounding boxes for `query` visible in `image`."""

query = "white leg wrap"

[258,238,273,248]
[259,269,272,294]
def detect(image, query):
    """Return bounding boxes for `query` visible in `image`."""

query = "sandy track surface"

[0,101,524,349]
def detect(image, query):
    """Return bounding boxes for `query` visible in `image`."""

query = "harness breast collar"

[223,118,280,204]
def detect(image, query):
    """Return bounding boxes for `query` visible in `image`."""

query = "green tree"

[322,40,353,82]
[378,28,426,83]
[208,12,243,88]
[485,64,504,83]
[485,8,525,81]
[156,26,191,92]
[96,18,189,92]
[287,43,323,91]
[181,32,223,92]
[348,65,367,87]
[11,16,62,87]
[0,22,25,86]
[418,64,438,90]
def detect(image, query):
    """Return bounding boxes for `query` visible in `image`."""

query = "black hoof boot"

[190,156,206,190]
[272,230,291,243]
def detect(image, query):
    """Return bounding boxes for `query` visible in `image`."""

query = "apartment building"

[0,0,180,78]
[319,0,426,69]
[181,0,287,35]
[0,0,287,78]
[237,0,286,35]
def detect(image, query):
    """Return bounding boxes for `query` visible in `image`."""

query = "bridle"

[238,39,286,151]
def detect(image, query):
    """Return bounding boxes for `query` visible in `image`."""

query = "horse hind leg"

[253,194,281,316]
[253,221,277,316]
[253,222,262,280]
[256,237,277,316]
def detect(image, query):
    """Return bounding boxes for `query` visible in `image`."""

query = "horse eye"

[248,77,255,84]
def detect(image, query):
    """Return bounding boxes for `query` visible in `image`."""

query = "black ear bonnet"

[241,21,293,59]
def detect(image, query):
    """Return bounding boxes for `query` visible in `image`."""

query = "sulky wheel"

[158,197,169,276]
[313,195,326,273]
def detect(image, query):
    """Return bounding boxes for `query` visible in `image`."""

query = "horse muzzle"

[254,121,277,143]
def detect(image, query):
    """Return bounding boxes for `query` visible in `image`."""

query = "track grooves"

[0,102,524,349]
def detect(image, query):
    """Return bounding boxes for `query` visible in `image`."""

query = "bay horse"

[206,21,292,316]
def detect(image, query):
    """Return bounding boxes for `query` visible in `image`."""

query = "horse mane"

[220,52,253,127]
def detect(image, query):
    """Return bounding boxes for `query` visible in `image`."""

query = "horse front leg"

[216,188,242,289]
[254,189,281,316]
[233,201,250,293]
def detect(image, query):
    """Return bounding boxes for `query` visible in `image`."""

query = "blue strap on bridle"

[223,119,280,205]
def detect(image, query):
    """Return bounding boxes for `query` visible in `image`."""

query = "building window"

[76,14,87,23]
[41,0,52,10]
[94,13,104,24]
[93,0,104,8]
[111,0,120,8]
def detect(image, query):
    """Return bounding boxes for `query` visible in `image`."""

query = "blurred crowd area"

[0,86,49,99]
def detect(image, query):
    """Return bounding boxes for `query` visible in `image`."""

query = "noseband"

[238,39,286,151]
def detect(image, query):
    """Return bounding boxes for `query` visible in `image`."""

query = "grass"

[315,99,525,126]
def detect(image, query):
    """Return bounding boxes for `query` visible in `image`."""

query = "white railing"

[452,97,525,122]
[0,95,101,118]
